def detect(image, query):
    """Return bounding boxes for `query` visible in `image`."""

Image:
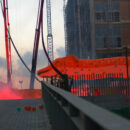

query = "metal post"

[124,47,129,78]
[51,76,53,85]
[63,74,70,92]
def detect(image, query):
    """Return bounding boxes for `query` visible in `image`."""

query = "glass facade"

[65,0,92,59]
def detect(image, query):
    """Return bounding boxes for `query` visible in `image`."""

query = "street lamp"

[19,80,23,89]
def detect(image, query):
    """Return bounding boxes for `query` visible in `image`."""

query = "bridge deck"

[0,99,50,130]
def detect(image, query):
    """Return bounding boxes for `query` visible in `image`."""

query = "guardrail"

[45,73,130,97]
[42,81,130,130]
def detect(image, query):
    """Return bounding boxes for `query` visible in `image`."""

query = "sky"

[0,0,66,89]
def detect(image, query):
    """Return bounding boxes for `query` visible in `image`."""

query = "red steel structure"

[30,0,44,89]
[3,0,12,83]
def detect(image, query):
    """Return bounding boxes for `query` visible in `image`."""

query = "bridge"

[0,0,130,130]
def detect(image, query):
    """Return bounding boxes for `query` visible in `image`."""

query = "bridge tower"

[2,0,12,83]
[46,0,54,62]
[30,0,44,89]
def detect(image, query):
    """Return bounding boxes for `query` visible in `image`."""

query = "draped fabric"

[37,55,130,78]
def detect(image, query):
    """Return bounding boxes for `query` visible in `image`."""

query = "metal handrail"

[42,81,130,130]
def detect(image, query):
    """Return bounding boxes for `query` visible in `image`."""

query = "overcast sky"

[0,0,65,88]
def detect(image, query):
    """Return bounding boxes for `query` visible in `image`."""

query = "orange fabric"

[37,55,130,78]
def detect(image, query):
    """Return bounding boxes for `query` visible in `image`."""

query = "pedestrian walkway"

[0,99,50,130]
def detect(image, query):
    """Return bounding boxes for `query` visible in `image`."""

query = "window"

[96,37,121,49]
[95,2,108,12]
[95,1,120,12]
[112,2,120,11]
[96,27,121,48]
[105,37,122,47]
[96,13,102,20]
[113,27,120,36]
[95,12,106,22]
[104,37,109,48]
[95,2,120,23]
[96,12,120,23]
[96,28,109,37]
[96,27,121,37]
[96,38,104,48]
[112,12,120,22]
[96,53,104,59]
[117,37,121,47]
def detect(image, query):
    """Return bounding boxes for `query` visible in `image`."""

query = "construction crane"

[46,0,54,62]
[2,0,12,83]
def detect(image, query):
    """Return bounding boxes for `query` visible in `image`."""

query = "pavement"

[0,99,51,130]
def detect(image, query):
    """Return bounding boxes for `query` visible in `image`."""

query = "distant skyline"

[0,0,65,88]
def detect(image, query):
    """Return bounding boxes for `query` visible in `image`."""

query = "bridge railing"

[42,81,130,130]
[45,73,130,97]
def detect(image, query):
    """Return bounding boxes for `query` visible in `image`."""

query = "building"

[65,0,92,59]
[65,0,130,59]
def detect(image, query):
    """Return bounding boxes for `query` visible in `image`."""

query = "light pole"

[124,47,129,78]
[19,80,23,89]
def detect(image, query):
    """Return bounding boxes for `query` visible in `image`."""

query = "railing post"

[51,76,53,85]
[63,74,70,92]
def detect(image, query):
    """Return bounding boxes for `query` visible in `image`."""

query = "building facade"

[65,0,92,59]
[65,0,130,59]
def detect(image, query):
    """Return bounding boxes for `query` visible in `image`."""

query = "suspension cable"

[0,1,41,83]
[41,15,65,79]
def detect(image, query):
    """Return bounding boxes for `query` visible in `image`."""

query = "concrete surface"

[0,99,51,130]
